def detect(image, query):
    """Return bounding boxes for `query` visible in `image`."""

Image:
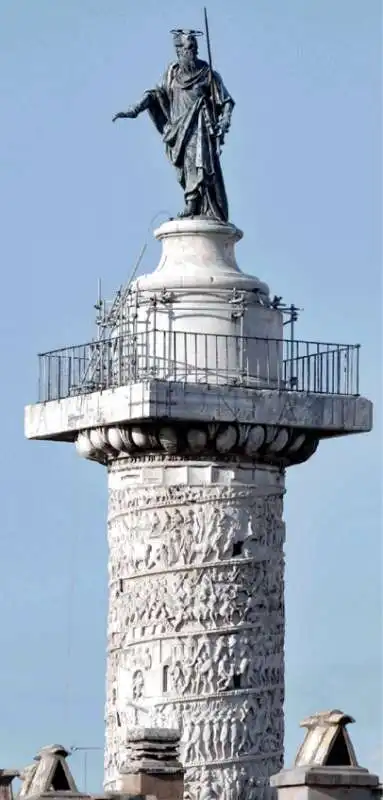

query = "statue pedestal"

[129,218,283,387]
[137,218,270,295]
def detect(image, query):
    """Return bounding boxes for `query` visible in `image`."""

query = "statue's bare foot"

[178,208,193,219]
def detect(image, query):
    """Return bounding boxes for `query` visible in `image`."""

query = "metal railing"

[37,330,360,402]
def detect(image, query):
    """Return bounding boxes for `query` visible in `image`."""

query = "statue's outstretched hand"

[112,107,138,122]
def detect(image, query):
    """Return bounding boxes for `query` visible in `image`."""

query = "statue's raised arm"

[113,28,235,222]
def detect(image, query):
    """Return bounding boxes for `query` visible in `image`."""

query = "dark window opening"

[233,673,242,689]
[232,541,243,557]
[119,579,123,593]
[324,730,352,766]
[51,762,71,791]
[163,665,169,693]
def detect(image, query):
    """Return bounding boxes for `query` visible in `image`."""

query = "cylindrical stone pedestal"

[104,451,286,799]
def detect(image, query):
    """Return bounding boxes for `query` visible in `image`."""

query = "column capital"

[75,420,319,468]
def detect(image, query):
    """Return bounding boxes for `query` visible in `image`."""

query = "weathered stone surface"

[72,421,318,468]
[0,770,19,800]
[24,383,372,442]
[121,728,183,776]
[24,213,374,800]
[272,766,379,787]
[18,744,78,798]
[294,710,358,769]
[125,728,180,743]
[270,766,380,800]
[140,219,269,295]
[116,771,184,800]
[104,456,285,799]
[271,710,381,800]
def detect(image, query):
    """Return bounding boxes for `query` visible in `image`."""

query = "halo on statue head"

[171,28,204,47]
[170,29,204,37]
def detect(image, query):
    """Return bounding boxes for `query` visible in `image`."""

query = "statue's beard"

[178,53,197,73]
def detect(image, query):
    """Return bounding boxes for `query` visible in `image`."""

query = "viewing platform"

[25,330,371,447]
[36,331,361,403]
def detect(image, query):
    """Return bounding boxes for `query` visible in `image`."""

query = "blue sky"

[0,0,381,790]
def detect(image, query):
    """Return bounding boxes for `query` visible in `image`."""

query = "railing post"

[38,356,42,402]
[132,334,137,382]
[239,334,244,383]
[68,354,72,397]
[57,355,61,399]
[183,331,187,382]
[305,341,310,392]
[101,341,105,389]
[356,344,360,395]
[325,345,329,394]
[81,346,85,390]
[295,339,300,390]
[104,342,108,389]
[119,334,123,385]
[47,355,52,402]
[163,329,166,379]
[154,328,158,379]
[336,346,341,394]
[108,340,112,388]
[346,347,350,394]
[226,335,229,384]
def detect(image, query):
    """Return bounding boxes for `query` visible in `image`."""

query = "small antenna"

[69,746,103,793]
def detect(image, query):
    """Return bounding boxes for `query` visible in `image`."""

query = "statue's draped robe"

[144,59,232,221]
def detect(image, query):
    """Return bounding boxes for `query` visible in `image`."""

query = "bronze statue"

[113,25,234,222]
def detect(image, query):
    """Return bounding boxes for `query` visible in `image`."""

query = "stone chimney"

[114,728,184,800]
[0,770,19,800]
[18,745,79,798]
[270,710,382,799]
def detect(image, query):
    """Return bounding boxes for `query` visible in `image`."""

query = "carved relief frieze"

[107,484,286,582]
[184,761,282,800]
[107,558,284,635]
[105,460,286,798]
[108,633,284,703]
[150,692,284,764]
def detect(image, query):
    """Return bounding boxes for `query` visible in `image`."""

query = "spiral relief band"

[103,454,286,800]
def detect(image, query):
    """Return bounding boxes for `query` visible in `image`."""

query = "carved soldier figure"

[184,718,202,762]
[202,718,213,761]
[171,660,184,694]
[198,769,220,800]
[113,29,234,221]
[219,714,230,759]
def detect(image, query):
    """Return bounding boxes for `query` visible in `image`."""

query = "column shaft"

[105,456,285,799]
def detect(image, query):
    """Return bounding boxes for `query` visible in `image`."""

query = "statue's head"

[171,29,202,69]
